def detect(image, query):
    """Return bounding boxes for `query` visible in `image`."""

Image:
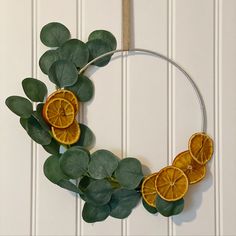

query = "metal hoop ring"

[79,48,207,132]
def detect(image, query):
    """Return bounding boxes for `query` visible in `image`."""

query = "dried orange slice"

[141,172,159,207]
[46,89,79,115]
[52,120,81,145]
[155,166,188,201]
[189,132,214,165]
[172,151,206,184]
[43,98,75,128]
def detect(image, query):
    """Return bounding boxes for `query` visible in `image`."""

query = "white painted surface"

[0,0,235,235]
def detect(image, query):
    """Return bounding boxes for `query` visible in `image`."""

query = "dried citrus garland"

[5,22,214,223]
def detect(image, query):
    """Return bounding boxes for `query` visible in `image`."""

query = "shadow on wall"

[173,169,213,225]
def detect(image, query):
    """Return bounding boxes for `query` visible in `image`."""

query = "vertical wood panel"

[0,0,32,235]
[36,1,77,235]
[81,0,123,235]
[127,1,168,235]
[221,0,236,234]
[172,0,215,235]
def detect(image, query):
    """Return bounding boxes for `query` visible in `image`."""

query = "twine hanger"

[122,0,131,50]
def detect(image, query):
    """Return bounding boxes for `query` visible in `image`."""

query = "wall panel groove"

[213,0,222,235]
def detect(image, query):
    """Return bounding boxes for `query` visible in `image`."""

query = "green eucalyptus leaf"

[73,123,95,149]
[59,39,89,68]
[109,189,141,219]
[86,39,113,67]
[78,176,96,202]
[142,198,158,214]
[39,49,60,74]
[88,150,119,179]
[84,179,113,206]
[82,202,110,223]
[6,96,33,118]
[43,155,69,184]
[32,103,50,131]
[115,158,144,190]
[48,60,78,88]
[40,22,70,47]
[60,147,90,179]
[67,75,94,102]
[42,138,60,155]
[57,179,81,194]
[156,196,184,217]
[88,30,117,50]
[22,78,47,102]
[20,116,52,145]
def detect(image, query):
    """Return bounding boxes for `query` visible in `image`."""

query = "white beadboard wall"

[0,0,235,235]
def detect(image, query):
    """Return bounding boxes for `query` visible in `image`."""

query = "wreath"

[5,22,214,223]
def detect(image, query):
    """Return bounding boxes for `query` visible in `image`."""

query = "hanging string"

[122,0,130,50]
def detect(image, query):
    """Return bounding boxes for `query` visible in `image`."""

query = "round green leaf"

[48,60,78,88]
[59,39,89,68]
[82,202,110,223]
[22,78,47,102]
[88,150,119,179]
[32,103,50,131]
[73,123,95,149]
[40,22,70,47]
[156,196,184,217]
[43,155,69,184]
[67,75,94,102]
[84,179,113,206]
[60,147,90,179]
[115,158,144,190]
[142,198,158,214]
[39,49,60,74]
[109,189,141,219]
[57,179,81,194]
[43,138,60,155]
[6,96,33,118]
[86,39,113,67]
[88,30,117,50]
[20,116,52,145]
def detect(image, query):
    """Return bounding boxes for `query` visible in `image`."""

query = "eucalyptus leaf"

[109,189,141,219]
[86,39,113,67]
[48,60,78,88]
[156,196,184,217]
[78,176,96,202]
[67,75,94,102]
[59,39,89,68]
[22,78,47,102]
[32,103,50,131]
[6,96,33,118]
[88,30,117,50]
[84,179,113,206]
[57,179,81,194]
[142,198,158,214]
[115,158,144,190]
[20,116,52,145]
[88,150,119,179]
[42,138,60,155]
[39,49,60,74]
[73,123,95,149]
[60,147,90,179]
[82,202,110,223]
[43,155,69,184]
[40,22,70,47]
